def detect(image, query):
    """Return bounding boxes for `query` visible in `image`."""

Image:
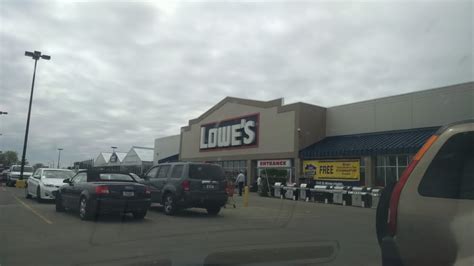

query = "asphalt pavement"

[0,185,381,266]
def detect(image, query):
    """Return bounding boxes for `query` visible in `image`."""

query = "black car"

[55,171,151,220]
[141,162,228,216]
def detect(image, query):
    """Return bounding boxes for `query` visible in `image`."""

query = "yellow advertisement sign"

[303,160,360,181]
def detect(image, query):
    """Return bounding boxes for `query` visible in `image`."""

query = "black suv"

[141,162,228,215]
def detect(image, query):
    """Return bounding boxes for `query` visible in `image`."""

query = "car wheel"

[25,186,31,199]
[36,187,43,203]
[79,197,95,220]
[206,206,221,216]
[55,194,65,212]
[133,211,147,220]
[163,193,176,216]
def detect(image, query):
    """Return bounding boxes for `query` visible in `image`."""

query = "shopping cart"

[225,180,237,208]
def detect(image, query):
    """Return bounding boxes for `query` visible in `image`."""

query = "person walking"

[236,170,245,196]
[257,175,262,193]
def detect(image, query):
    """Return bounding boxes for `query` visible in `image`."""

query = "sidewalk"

[226,191,375,216]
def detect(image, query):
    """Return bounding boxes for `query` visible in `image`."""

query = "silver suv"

[376,120,473,266]
[7,165,34,187]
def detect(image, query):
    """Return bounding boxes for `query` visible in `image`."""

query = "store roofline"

[131,146,153,150]
[181,82,472,132]
[181,96,325,131]
[326,81,473,108]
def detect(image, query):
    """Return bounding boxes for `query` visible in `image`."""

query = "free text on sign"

[303,160,360,181]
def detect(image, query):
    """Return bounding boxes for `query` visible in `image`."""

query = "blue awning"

[300,127,439,159]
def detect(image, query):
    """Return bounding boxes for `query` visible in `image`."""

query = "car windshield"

[98,173,134,182]
[0,1,471,266]
[189,165,225,180]
[43,170,75,179]
[129,173,142,181]
[12,166,33,172]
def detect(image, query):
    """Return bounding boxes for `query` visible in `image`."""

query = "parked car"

[141,162,228,216]
[1,169,10,183]
[7,165,34,186]
[25,168,75,202]
[376,120,474,266]
[55,170,151,220]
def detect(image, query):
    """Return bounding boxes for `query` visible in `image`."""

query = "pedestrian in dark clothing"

[235,171,245,196]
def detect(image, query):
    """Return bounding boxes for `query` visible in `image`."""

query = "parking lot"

[1,185,380,265]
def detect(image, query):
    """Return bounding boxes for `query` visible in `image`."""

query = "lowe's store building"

[178,82,473,187]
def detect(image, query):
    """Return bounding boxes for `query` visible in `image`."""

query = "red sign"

[257,160,291,168]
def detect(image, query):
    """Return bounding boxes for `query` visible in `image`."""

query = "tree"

[0,151,19,167]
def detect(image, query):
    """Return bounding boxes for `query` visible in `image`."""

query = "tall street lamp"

[20,51,51,180]
[0,111,6,136]
[0,111,6,152]
[57,148,63,168]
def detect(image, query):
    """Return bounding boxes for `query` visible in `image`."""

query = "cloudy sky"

[0,0,472,167]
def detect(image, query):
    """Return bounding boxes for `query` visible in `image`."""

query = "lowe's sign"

[200,113,259,151]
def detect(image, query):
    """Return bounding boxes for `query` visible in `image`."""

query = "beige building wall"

[153,135,181,165]
[326,82,474,136]
[293,103,327,178]
[180,100,297,161]
[179,97,327,183]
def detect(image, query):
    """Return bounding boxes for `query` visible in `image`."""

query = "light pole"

[20,51,51,180]
[0,112,7,152]
[57,148,63,168]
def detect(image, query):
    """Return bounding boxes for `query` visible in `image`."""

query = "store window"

[209,160,246,180]
[375,155,411,187]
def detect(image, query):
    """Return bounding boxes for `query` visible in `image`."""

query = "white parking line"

[13,195,53,224]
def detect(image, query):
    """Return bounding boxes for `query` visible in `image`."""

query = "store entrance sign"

[200,113,259,151]
[257,159,291,168]
[303,160,360,181]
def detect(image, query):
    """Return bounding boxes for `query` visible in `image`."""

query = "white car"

[25,168,75,202]
[7,165,34,187]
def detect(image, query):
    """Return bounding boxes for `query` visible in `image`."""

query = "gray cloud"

[0,1,472,166]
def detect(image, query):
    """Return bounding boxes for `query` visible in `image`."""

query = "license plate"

[204,184,215,189]
[123,191,134,197]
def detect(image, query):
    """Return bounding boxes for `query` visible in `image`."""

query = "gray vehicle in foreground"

[141,162,228,216]
[377,120,473,266]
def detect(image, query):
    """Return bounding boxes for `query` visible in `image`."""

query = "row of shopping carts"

[272,183,383,208]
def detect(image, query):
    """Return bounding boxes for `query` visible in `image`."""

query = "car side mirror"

[142,175,149,181]
[63,178,70,184]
